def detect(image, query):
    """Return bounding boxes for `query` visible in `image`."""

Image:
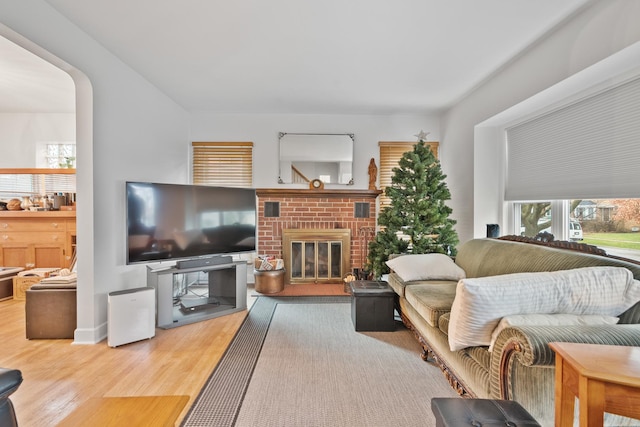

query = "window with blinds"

[505,75,640,201]
[378,141,439,209]
[192,142,254,187]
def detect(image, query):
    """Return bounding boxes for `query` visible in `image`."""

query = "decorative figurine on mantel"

[368,158,377,190]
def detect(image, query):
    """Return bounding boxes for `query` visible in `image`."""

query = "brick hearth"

[256,189,381,279]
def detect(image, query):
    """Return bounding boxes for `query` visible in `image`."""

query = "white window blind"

[0,173,76,197]
[192,142,253,187]
[505,75,640,201]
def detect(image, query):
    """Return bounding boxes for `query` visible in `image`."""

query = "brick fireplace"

[256,189,381,284]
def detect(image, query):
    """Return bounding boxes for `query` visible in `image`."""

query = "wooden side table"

[549,342,640,427]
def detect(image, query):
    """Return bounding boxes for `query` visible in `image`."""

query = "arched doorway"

[0,25,95,344]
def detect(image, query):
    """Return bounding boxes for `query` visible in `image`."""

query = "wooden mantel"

[256,188,382,199]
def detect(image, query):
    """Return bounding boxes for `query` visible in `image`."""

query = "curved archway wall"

[0,3,432,344]
[7,1,640,343]
[0,24,97,344]
[0,2,189,344]
[440,0,640,243]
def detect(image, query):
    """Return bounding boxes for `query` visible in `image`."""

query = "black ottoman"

[349,280,395,332]
[431,398,540,427]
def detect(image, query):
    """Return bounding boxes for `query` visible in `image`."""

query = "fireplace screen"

[290,241,342,280]
[283,229,351,284]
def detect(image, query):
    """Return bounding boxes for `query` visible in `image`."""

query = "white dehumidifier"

[108,286,156,347]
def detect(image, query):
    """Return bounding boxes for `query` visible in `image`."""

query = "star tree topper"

[414,130,430,142]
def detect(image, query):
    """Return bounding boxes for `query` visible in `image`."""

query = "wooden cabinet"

[0,211,76,269]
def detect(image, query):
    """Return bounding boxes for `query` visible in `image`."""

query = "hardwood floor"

[0,283,347,426]
[0,295,250,426]
[58,396,190,426]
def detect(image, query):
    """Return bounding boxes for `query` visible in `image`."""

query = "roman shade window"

[192,142,253,188]
[378,141,439,209]
[505,75,640,201]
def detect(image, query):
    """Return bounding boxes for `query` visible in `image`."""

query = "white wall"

[476,39,640,238]
[189,113,439,189]
[1,2,437,344]
[440,0,640,243]
[1,1,189,344]
[0,113,75,167]
[4,0,640,344]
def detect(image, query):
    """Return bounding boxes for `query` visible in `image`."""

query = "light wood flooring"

[0,283,347,426]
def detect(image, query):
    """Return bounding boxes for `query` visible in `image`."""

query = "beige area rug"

[182,296,458,427]
[58,395,189,427]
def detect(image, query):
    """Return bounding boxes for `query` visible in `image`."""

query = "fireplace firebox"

[282,229,350,284]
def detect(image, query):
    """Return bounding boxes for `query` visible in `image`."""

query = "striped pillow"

[448,266,640,351]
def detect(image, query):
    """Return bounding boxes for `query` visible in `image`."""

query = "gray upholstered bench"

[431,398,540,427]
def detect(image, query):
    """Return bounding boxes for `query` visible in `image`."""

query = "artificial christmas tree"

[367,133,459,278]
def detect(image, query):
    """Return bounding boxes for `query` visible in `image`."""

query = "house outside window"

[574,200,597,221]
[514,198,640,260]
[503,71,640,257]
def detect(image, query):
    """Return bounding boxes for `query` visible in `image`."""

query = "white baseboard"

[72,321,108,344]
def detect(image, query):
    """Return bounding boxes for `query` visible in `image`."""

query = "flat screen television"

[126,181,256,265]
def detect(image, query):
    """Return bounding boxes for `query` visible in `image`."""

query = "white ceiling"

[0,35,75,113]
[2,0,591,115]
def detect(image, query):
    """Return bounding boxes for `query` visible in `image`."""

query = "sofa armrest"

[0,368,22,427]
[0,368,22,399]
[491,324,640,399]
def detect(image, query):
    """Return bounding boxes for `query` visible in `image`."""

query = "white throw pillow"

[488,313,619,352]
[448,266,640,351]
[386,253,466,282]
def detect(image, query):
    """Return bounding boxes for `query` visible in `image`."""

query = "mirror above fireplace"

[278,133,354,185]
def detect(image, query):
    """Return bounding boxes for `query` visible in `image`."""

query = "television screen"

[126,181,256,265]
